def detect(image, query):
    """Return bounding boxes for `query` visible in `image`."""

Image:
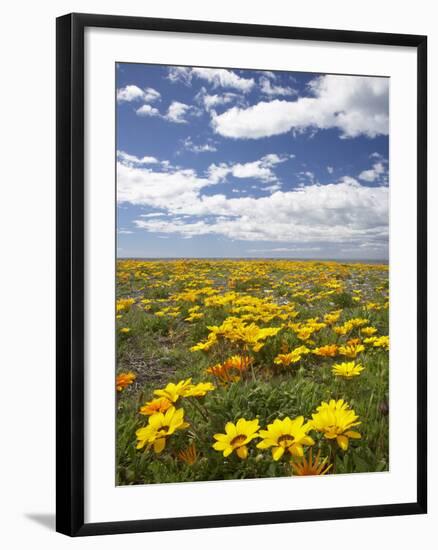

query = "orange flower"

[206,355,251,384]
[312,344,338,357]
[292,449,332,476]
[177,442,198,465]
[139,397,172,416]
[223,355,252,372]
[116,372,136,392]
[206,363,241,384]
[346,338,361,346]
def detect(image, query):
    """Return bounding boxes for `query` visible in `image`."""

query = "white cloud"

[248,247,322,253]
[118,229,133,234]
[327,166,334,174]
[182,137,217,153]
[211,74,389,139]
[358,161,386,182]
[195,87,244,111]
[167,66,193,85]
[259,77,297,97]
[297,171,317,185]
[117,85,160,103]
[118,160,388,247]
[168,66,255,92]
[207,154,287,184]
[165,101,191,124]
[191,68,255,92]
[142,87,161,102]
[117,150,159,165]
[257,70,277,80]
[117,162,214,212]
[135,101,197,124]
[261,183,282,192]
[136,104,160,117]
[140,213,166,218]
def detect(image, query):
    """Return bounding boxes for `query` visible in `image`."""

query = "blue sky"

[116,63,389,260]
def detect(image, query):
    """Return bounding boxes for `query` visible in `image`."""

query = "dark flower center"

[231,434,247,447]
[278,434,294,446]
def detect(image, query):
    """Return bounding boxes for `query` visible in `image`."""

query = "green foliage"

[116,259,389,485]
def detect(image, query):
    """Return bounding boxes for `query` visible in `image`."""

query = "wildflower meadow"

[116,259,389,485]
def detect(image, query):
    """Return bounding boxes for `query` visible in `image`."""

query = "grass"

[116,259,389,485]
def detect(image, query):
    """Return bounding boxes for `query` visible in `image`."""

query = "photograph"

[115,62,390,486]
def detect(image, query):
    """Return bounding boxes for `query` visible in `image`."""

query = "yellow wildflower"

[332,361,365,379]
[184,381,216,397]
[257,416,314,461]
[213,418,260,459]
[312,344,338,357]
[136,407,189,453]
[361,326,378,336]
[339,343,365,358]
[154,379,193,403]
[310,399,361,451]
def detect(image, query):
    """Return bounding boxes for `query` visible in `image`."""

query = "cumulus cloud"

[165,101,191,123]
[117,159,388,247]
[207,154,287,184]
[248,247,322,253]
[182,137,217,153]
[135,101,196,124]
[117,162,213,212]
[117,85,161,103]
[358,161,388,184]
[117,150,158,165]
[167,66,255,92]
[259,77,297,97]
[136,104,160,117]
[211,74,389,139]
[195,87,244,111]
[192,68,255,92]
[140,213,167,218]
[167,66,193,85]
[297,171,317,186]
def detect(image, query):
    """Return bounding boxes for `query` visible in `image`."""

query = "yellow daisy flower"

[213,418,260,459]
[257,416,314,461]
[332,361,365,379]
[338,343,365,358]
[310,399,361,451]
[136,407,189,453]
[153,378,193,403]
[184,382,216,397]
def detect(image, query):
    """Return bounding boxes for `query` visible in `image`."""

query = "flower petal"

[236,446,248,460]
[153,437,166,454]
[337,435,349,451]
[272,446,285,461]
[345,430,361,439]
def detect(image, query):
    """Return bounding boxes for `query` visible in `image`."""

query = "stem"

[189,397,210,422]
[244,345,257,383]
[329,440,337,474]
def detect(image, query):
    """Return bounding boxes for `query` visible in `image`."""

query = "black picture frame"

[56,12,427,537]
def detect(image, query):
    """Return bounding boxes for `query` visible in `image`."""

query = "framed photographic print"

[56,13,427,536]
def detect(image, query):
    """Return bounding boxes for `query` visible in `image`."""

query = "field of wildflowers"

[116,259,389,484]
